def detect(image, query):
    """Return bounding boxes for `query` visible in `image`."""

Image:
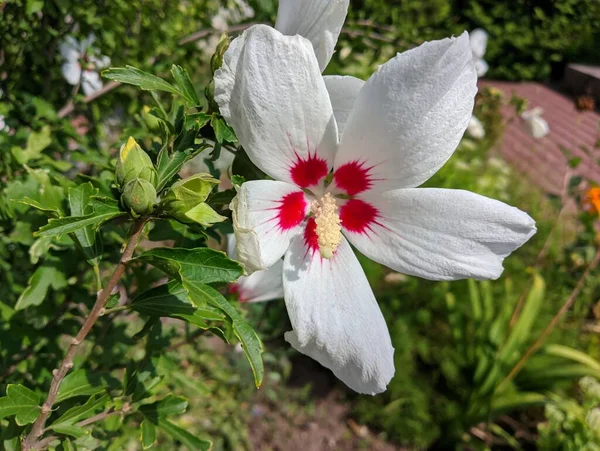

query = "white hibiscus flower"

[227,234,284,303]
[522,107,550,139]
[470,28,489,78]
[215,25,536,394]
[59,34,111,96]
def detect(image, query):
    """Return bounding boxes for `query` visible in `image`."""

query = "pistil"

[311,192,342,258]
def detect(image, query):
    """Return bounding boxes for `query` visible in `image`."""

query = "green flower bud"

[122,178,157,216]
[142,106,161,131]
[161,173,219,223]
[115,137,156,188]
[211,34,230,75]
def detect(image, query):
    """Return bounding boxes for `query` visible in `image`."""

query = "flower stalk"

[21,219,147,451]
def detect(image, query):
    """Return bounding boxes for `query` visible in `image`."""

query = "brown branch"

[57,81,121,118]
[178,22,257,46]
[21,219,147,451]
[499,246,600,391]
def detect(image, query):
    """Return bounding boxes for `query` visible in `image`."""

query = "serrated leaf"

[141,419,157,449]
[54,394,110,425]
[12,197,59,217]
[68,183,103,265]
[11,126,52,164]
[155,148,204,193]
[102,66,181,95]
[35,197,125,238]
[157,419,211,451]
[137,248,243,284]
[210,116,237,144]
[140,394,187,422]
[185,112,211,130]
[171,65,200,106]
[183,280,264,387]
[132,281,225,328]
[57,370,117,403]
[0,384,41,426]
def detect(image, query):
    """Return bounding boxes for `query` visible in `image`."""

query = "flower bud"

[115,137,156,188]
[211,34,230,75]
[142,106,161,131]
[161,173,220,223]
[122,178,157,216]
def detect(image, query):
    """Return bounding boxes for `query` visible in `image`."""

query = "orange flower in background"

[584,187,600,215]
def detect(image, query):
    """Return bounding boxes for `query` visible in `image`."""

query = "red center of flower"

[340,199,379,233]
[304,217,319,252]
[277,192,307,230]
[290,152,329,188]
[333,161,373,196]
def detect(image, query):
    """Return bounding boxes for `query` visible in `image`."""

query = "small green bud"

[211,34,231,75]
[142,106,161,131]
[161,173,219,223]
[122,178,157,216]
[115,137,156,187]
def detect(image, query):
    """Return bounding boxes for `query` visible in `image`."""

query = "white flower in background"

[60,34,111,96]
[522,107,550,139]
[467,115,485,139]
[227,234,284,303]
[0,116,6,131]
[187,147,236,177]
[198,0,255,55]
[470,28,489,77]
[215,25,536,394]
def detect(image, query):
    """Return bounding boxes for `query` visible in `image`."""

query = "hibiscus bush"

[2,1,600,450]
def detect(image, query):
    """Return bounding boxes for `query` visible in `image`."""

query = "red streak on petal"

[304,217,319,253]
[340,199,379,234]
[290,152,329,188]
[277,192,307,230]
[229,283,248,303]
[333,161,374,196]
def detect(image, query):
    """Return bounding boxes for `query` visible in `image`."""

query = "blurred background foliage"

[2,0,600,450]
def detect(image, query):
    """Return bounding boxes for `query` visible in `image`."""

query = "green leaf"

[139,248,262,386]
[56,370,115,403]
[155,148,204,193]
[35,197,125,238]
[48,423,87,438]
[185,112,211,130]
[157,419,211,451]
[13,197,60,217]
[54,394,110,425]
[140,394,187,422]
[68,183,103,265]
[137,247,242,284]
[132,281,225,329]
[102,66,181,95]
[208,189,236,207]
[171,65,200,106]
[0,384,41,426]
[15,262,68,310]
[543,344,600,372]
[141,419,157,449]
[11,126,52,164]
[183,280,264,387]
[211,115,237,144]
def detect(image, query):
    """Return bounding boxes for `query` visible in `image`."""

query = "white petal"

[344,188,536,281]
[523,115,550,139]
[62,61,81,85]
[474,58,489,77]
[227,234,284,303]
[283,234,395,395]
[467,115,485,139]
[81,71,103,96]
[275,0,349,71]
[90,54,111,70]
[231,180,309,274]
[470,28,488,59]
[335,33,477,193]
[59,36,80,61]
[323,75,365,139]
[215,25,338,187]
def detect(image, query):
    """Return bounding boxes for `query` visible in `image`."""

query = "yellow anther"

[311,193,342,259]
